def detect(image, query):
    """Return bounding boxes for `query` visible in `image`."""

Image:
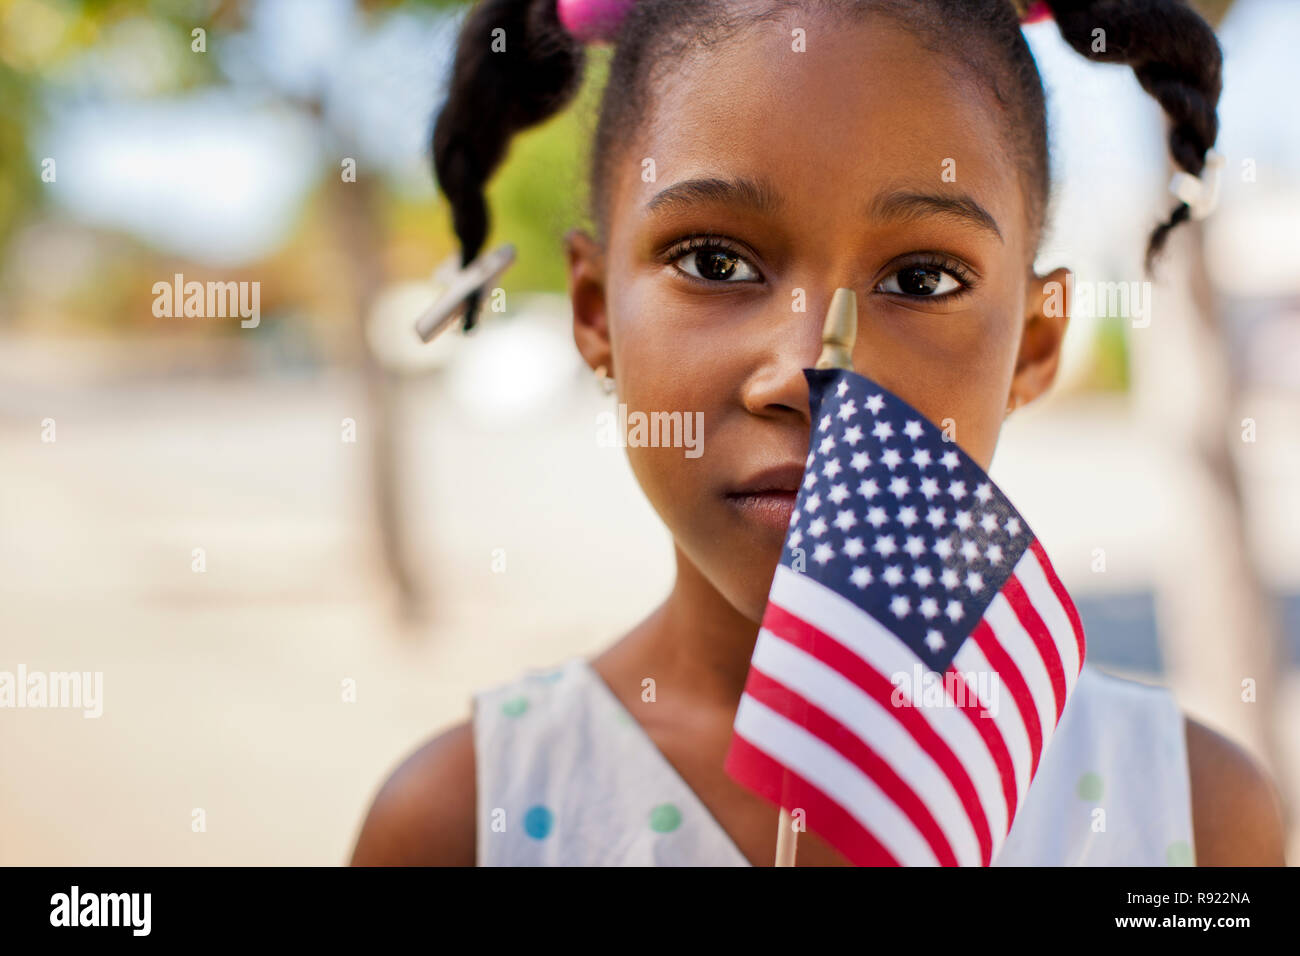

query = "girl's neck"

[624,546,762,708]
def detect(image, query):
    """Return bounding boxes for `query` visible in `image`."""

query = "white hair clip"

[413,243,516,343]
[1167,149,1226,221]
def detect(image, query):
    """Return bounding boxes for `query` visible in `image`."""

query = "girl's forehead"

[609,16,1027,247]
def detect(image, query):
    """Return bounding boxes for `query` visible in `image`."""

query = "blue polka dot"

[523,805,554,839]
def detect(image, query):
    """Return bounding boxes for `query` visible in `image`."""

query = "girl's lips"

[724,490,798,535]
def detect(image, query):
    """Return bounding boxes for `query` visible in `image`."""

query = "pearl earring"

[594,364,616,395]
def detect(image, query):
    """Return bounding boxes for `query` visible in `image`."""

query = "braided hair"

[432,0,1224,327]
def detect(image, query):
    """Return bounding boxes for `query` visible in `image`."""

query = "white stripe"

[984,593,1059,749]
[951,638,1031,830]
[1015,547,1082,696]
[768,565,1006,854]
[733,693,940,866]
[752,631,982,866]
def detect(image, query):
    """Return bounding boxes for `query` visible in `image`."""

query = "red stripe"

[941,664,1020,837]
[1028,538,1086,670]
[1001,575,1068,724]
[724,732,899,865]
[970,618,1043,778]
[760,602,995,865]
[742,666,959,866]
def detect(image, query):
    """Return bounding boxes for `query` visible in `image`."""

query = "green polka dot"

[501,696,529,717]
[649,803,682,833]
[1076,772,1104,802]
[613,706,634,725]
[1166,841,1193,866]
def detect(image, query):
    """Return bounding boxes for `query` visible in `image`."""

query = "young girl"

[351,0,1287,865]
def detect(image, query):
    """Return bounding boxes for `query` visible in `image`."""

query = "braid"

[1045,0,1223,271]
[431,0,585,329]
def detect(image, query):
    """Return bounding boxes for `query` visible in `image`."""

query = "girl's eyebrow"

[645,175,1002,244]
[867,189,1004,243]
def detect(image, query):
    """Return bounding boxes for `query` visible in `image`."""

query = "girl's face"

[569,13,1070,624]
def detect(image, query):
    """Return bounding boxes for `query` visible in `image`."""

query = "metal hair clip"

[413,243,516,343]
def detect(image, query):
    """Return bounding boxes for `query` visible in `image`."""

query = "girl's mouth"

[724,490,798,535]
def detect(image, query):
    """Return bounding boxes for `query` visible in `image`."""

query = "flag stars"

[805,493,822,513]
[912,565,934,588]
[808,517,828,537]
[836,378,849,397]
[904,535,926,559]
[897,505,918,528]
[787,529,802,550]
[843,425,864,446]
[833,510,857,532]
[945,600,964,623]
[819,414,833,433]
[819,435,836,455]
[882,565,904,587]
[828,483,850,505]
[873,534,897,557]
[948,480,967,501]
[954,510,973,531]
[858,478,880,499]
[843,537,866,559]
[890,594,911,618]
[1004,517,1021,537]
[925,629,946,652]
[940,450,960,471]
[889,476,910,499]
[865,394,885,414]
[985,544,1003,565]
[965,571,984,592]
[975,482,993,504]
[822,458,843,479]
[850,566,872,588]
[960,539,979,562]
[933,538,955,560]
[880,448,903,470]
[866,506,888,527]
[919,476,940,499]
[804,471,818,491]
[920,597,939,619]
[812,543,835,565]
[940,568,960,590]
[872,420,894,441]
[903,420,924,441]
[850,452,871,471]
[980,512,998,534]
[926,507,946,530]
[837,399,857,421]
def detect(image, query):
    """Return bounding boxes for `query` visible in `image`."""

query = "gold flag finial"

[814,287,857,371]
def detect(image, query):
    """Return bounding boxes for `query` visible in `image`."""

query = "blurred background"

[0,0,1296,865]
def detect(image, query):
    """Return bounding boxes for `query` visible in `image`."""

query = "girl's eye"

[669,240,761,284]
[877,265,966,297]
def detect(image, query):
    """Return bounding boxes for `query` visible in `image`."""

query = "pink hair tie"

[1020,1,1053,24]
[557,0,636,44]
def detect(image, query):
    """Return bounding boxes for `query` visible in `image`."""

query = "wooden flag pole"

[774,288,859,868]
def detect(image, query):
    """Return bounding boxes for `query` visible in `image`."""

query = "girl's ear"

[1010,266,1071,410]
[565,228,611,375]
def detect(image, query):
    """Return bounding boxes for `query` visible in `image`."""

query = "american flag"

[723,368,1086,866]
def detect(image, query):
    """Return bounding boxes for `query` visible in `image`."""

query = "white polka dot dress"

[471,657,1195,865]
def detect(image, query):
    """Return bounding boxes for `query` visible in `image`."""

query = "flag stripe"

[749,631,978,865]
[1028,538,1086,665]
[762,598,994,865]
[742,661,962,866]
[731,693,939,864]
[1016,546,1084,692]
[951,638,1033,811]
[723,733,899,865]
[939,663,1016,854]
[1001,574,1068,723]
[769,564,1013,827]
[984,592,1062,743]
[970,618,1044,778]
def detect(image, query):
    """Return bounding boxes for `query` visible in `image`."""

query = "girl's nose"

[737,288,846,421]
